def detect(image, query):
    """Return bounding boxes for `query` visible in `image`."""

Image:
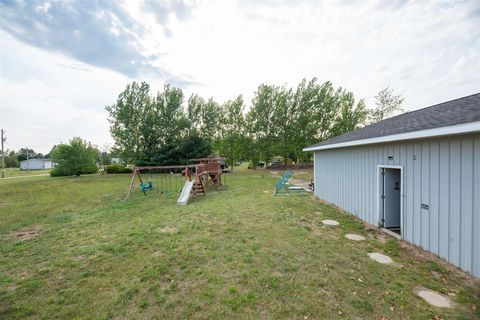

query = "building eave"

[303,121,480,152]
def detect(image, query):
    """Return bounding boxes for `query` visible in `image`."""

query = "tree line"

[1,148,52,168]
[106,79,403,168]
[1,80,402,175]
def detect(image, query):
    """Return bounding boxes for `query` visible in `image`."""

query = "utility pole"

[26,147,29,172]
[1,129,5,178]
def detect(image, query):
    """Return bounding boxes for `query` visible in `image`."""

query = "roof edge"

[303,121,480,152]
[20,159,52,162]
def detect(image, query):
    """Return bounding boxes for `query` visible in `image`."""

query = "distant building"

[20,159,54,170]
[111,157,121,164]
[271,156,284,165]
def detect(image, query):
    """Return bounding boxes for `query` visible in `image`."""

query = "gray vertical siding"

[313,133,480,277]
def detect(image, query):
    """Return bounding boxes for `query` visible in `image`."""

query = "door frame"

[377,165,404,239]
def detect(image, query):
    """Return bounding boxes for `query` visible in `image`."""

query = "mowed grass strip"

[0,168,50,179]
[0,171,479,319]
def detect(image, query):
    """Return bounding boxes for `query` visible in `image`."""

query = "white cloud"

[157,0,479,105]
[0,31,129,153]
[0,0,479,153]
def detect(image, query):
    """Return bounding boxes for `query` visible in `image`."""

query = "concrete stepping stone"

[367,252,393,264]
[416,288,453,308]
[345,234,365,241]
[322,220,339,226]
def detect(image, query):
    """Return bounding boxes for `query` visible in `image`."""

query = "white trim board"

[303,121,480,152]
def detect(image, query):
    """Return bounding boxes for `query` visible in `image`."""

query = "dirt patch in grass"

[297,217,316,229]
[375,233,388,244]
[7,227,41,241]
[158,226,178,234]
[288,178,310,188]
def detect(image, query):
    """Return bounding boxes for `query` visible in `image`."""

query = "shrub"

[80,165,99,175]
[105,165,132,174]
[50,166,69,177]
[50,137,99,177]
[50,165,98,177]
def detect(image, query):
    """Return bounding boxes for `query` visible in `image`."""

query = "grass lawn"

[1,168,50,179]
[0,170,479,319]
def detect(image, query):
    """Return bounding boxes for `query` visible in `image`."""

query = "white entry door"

[383,168,401,228]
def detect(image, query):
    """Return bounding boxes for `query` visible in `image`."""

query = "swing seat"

[140,181,153,193]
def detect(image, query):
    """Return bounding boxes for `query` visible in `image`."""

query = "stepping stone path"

[345,234,365,241]
[322,220,339,226]
[367,252,393,264]
[416,288,453,308]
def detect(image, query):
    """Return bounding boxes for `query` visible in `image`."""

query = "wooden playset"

[189,157,225,188]
[124,157,226,204]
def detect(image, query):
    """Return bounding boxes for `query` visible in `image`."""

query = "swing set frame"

[125,165,196,200]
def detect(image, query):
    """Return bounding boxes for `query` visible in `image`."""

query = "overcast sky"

[1,0,479,154]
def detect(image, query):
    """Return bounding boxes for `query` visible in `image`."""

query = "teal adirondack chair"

[273,170,307,196]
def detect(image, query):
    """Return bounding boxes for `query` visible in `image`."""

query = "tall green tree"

[50,137,99,176]
[4,150,19,168]
[106,82,190,164]
[248,84,277,163]
[187,93,205,135]
[16,148,38,162]
[290,79,336,162]
[244,111,261,168]
[328,89,368,138]
[369,86,404,123]
[270,86,294,164]
[152,84,189,146]
[218,95,246,169]
[200,98,222,143]
[186,95,222,144]
[106,81,154,162]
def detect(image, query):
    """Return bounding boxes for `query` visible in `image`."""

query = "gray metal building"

[304,94,480,277]
[20,159,54,170]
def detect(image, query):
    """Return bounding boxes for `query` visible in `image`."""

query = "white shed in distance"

[20,159,54,170]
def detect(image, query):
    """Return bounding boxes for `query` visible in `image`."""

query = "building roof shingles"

[305,93,480,149]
